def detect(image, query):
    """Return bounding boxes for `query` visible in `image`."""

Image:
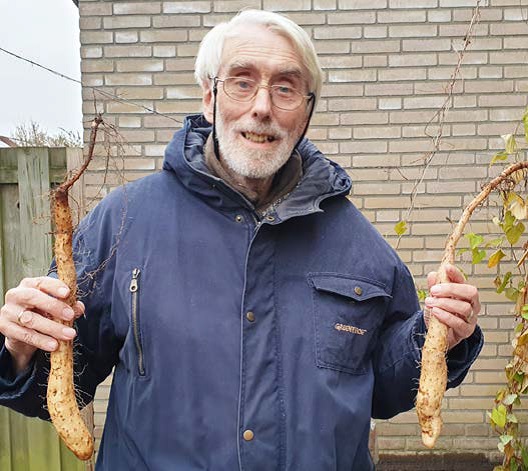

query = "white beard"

[215,115,303,179]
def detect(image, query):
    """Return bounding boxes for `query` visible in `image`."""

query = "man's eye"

[234,80,252,90]
[275,85,294,95]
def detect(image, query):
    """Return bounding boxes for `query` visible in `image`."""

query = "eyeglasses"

[213,77,314,111]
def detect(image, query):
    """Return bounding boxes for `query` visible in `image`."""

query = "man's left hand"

[424,264,481,350]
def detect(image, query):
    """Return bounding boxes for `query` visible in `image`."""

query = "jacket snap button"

[265,215,275,222]
[246,311,255,322]
[243,429,254,441]
[354,286,363,296]
[235,215,244,223]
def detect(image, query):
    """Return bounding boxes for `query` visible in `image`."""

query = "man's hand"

[424,264,480,350]
[0,276,84,374]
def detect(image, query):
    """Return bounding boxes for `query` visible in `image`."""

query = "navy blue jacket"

[0,115,482,470]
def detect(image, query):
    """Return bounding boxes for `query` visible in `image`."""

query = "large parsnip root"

[47,115,102,460]
[417,160,528,448]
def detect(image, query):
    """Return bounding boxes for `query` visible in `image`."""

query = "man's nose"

[251,86,273,119]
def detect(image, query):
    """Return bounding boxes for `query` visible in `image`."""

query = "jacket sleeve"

[0,190,125,420]
[371,263,484,420]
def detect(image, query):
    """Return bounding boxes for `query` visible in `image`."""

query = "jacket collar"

[162,114,352,222]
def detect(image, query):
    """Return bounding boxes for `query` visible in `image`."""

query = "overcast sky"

[0,0,82,140]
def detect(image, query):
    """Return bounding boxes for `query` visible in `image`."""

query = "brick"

[340,141,388,153]
[404,96,446,109]
[365,83,414,96]
[116,87,164,100]
[451,123,476,136]
[313,26,362,39]
[263,0,311,10]
[164,58,196,72]
[390,0,437,6]
[339,0,387,8]
[389,139,431,153]
[105,74,153,86]
[314,41,350,54]
[113,2,161,15]
[327,11,376,24]
[353,126,400,139]
[82,46,103,59]
[319,55,362,69]
[364,26,388,38]
[166,87,202,99]
[478,66,503,79]
[79,2,112,16]
[328,69,376,82]
[115,31,139,43]
[428,66,477,80]
[453,7,502,22]
[351,154,400,167]
[81,59,114,73]
[80,17,102,30]
[80,31,114,44]
[328,98,377,111]
[155,45,177,58]
[314,0,337,9]
[328,128,352,139]
[378,68,427,81]
[402,39,451,52]
[379,98,401,110]
[389,24,437,38]
[118,116,142,128]
[213,0,261,12]
[106,101,152,114]
[363,55,388,67]
[351,40,400,54]
[439,24,489,37]
[490,23,528,36]
[504,7,528,20]
[390,110,439,124]
[465,80,514,93]
[353,183,401,195]
[341,112,389,125]
[438,52,488,65]
[116,59,163,73]
[414,80,463,95]
[103,16,151,29]
[504,65,528,78]
[155,100,202,114]
[154,73,196,86]
[163,2,211,13]
[389,53,437,67]
[378,10,426,23]
[153,15,201,28]
[428,10,451,22]
[140,30,188,42]
[104,45,152,58]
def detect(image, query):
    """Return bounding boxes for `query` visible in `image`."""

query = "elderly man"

[0,10,481,471]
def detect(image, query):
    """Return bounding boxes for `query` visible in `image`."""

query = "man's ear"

[202,84,214,124]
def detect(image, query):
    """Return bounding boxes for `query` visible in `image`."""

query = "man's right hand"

[0,277,84,374]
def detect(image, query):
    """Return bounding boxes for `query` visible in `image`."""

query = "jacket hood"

[162,114,351,220]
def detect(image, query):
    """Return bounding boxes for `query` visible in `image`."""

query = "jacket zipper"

[129,268,145,376]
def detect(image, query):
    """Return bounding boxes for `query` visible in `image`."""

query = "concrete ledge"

[377,453,500,471]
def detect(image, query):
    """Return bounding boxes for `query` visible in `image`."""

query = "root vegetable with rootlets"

[416,160,528,449]
[47,115,102,460]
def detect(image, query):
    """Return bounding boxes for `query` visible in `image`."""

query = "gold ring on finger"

[17,310,33,325]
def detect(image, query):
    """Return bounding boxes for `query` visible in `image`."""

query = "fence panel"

[0,147,92,471]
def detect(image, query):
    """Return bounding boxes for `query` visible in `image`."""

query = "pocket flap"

[309,274,391,302]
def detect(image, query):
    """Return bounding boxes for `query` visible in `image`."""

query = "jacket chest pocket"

[308,274,391,375]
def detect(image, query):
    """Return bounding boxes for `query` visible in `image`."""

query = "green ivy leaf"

[496,272,513,294]
[500,434,514,445]
[488,249,506,268]
[507,412,518,423]
[472,248,486,265]
[490,151,509,166]
[503,394,518,406]
[417,289,427,302]
[502,134,518,154]
[466,232,484,249]
[506,287,520,302]
[485,238,504,248]
[506,222,525,246]
[394,220,407,236]
[491,404,507,428]
[522,446,528,467]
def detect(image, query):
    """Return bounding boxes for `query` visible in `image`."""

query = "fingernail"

[47,340,58,350]
[425,297,436,306]
[58,287,69,297]
[63,307,74,320]
[430,286,441,295]
[62,327,76,339]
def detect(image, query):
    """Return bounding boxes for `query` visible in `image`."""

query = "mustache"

[232,121,287,139]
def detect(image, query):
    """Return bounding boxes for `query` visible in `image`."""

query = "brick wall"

[78,0,528,462]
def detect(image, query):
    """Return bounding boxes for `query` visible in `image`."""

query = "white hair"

[194,9,323,104]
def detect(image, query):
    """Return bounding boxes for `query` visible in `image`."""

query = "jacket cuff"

[412,313,484,388]
[0,345,38,400]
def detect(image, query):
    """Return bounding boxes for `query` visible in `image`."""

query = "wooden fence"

[0,147,94,471]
